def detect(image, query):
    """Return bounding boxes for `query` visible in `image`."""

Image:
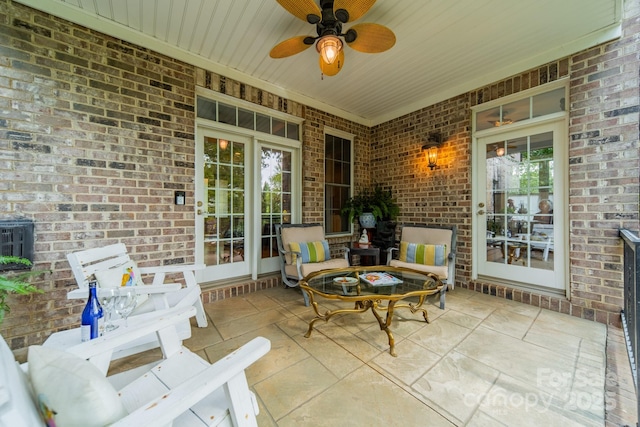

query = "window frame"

[324,127,354,236]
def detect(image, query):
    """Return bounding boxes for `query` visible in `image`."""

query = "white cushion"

[28,345,127,427]
[0,337,43,427]
[94,260,144,288]
[94,260,148,305]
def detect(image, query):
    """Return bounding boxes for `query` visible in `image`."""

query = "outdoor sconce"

[422,133,443,170]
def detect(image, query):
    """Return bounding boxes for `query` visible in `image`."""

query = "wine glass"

[99,288,118,332]
[114,289,137,327]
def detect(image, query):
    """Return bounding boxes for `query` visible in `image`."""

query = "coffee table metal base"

[303,286,436,357]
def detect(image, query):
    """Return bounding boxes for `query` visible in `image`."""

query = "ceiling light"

[316,35,343,65]
[319,49,344,77]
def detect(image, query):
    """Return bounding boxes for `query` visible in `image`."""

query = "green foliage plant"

[0,256,45,324]
[341,184,400,224]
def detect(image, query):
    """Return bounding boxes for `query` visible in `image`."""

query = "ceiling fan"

[487,143,517,157]
[486,110,514,127]
[269,0,396,77]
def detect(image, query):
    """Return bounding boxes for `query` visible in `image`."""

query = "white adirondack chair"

[0,306,271,427]
[66,243,208,358]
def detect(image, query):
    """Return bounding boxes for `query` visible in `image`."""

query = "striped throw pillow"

[399,242,447,266]
[289,240,331,263]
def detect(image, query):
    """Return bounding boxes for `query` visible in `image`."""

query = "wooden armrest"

[109,336,271,427]
[137,264,205,274]
[65,306,196,361]
[67,283,182,300]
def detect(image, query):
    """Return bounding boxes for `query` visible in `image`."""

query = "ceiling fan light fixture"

[319,49,344,76]
[316,35,343,65]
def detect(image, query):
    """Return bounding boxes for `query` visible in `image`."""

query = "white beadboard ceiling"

[15,0,622,126]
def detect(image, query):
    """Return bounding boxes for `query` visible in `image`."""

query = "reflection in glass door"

[260,146,292,270]
[485,132,554,271]
[476,121,565,291]
[201,134,248,275]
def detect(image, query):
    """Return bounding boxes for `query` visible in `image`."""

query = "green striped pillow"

[289,240,331,263]
[399,242,446,266]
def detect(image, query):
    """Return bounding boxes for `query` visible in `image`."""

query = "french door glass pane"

[261,147,292,259]
[485,131,554,271]
[202,137,245,266]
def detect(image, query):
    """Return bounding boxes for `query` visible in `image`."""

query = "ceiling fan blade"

[270,36,313,59]
[276,0,321,23]
[334,0,376,22]
[346,23,396,53]
[319,50,345,76]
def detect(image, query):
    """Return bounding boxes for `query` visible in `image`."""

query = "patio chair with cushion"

[0,305,270,427]
[66,243,207,358]
[387,224,457,309]
[275,223,349,305]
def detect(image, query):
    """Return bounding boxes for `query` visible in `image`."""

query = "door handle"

[477,210,485,215]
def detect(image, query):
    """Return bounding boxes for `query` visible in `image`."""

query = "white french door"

[195,126,301,283]
[473,119,567,293]
[257,143,296,274]
[195,129,251,280]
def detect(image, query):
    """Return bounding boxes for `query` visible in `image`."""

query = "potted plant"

[0,256,45,324]
[342,185,400,227]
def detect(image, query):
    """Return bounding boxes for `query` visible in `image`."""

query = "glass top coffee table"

[300,266,443,356]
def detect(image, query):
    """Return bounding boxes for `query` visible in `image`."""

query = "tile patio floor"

[155,286,637,426]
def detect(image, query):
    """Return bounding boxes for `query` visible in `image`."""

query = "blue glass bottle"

[81,281,103,341]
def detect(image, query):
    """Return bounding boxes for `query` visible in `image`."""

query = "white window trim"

[324,126,355,237]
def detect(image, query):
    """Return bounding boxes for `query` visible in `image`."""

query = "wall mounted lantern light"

[422,133,443,170]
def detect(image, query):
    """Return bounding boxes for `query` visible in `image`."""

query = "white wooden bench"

[0,306,270,427]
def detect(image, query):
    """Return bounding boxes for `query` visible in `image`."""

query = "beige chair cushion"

[284,258,349,279]
[400,227,452,253]
[389,260,449,280]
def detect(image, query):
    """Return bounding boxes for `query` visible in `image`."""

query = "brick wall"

[371,94,472,276]
[0,0,198,349]
[302,106,370,238]
[565,0,640,323]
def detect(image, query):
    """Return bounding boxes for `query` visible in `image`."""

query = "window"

[324,130,353,234]
[475,86,565,131]
[196,96,300,141]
